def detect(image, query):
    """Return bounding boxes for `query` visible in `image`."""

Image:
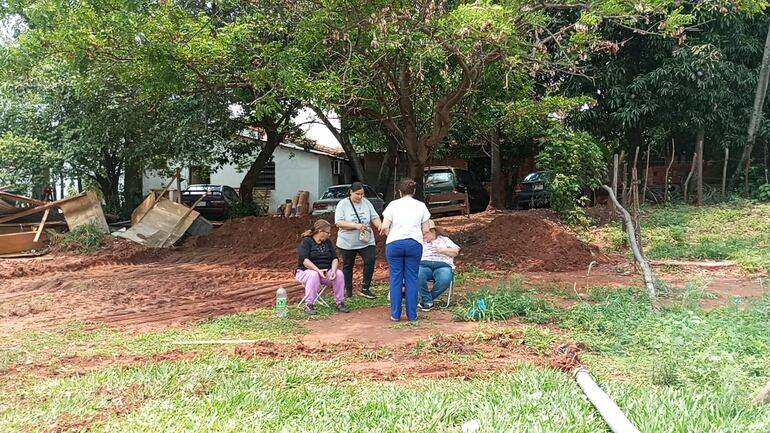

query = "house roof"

[241,126,346,159]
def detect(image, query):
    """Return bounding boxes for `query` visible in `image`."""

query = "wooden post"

[611,154,619,212]
[631,166,642,253]
[684,152,698,203]
[175,168,182,203]
[33,208,50,243]
[664,140,675,203]
[722,147,729,199]
[695,127,705,206]
[621,160,628,207]
[642,143,650,203]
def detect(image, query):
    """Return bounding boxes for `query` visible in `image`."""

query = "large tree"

[292,0,725,198]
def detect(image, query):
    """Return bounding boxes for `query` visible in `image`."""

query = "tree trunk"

[602,185,656,302]
[240,133,281,203]
[729,24,770,193]
[123,158,143,212]
[695,127,705,206]
[313,108,366,183]
[489,127,505,209]
[683,152,697,203]
[375,142,397,199]
[407,159,425,200]
[722,147,729,199]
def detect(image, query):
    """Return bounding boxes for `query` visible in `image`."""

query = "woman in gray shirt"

[335,182,382,298]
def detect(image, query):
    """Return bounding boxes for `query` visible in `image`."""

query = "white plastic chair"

[297,284,330,308]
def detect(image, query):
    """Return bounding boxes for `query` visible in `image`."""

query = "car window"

[523,172,544,182]
[455,170,474,185]
[321,186,349,199]
[425,171,453,186]
[364,186,377,198]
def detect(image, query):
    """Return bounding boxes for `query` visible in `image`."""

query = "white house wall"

[141,146,342,213]
[273,146,321,211]
[142,169,189,197]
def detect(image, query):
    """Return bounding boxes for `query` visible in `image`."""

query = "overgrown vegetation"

[454,277,554,323]
[47,223,107,253]
[534,128,606,225]
[595,201,770,272]
[226,199,265,219]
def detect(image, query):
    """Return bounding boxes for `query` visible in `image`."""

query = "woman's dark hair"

[348,182,365,196]
[301,219,332,237]
[398,178,417,196]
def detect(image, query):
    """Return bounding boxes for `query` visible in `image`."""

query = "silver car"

[311,184,385,216]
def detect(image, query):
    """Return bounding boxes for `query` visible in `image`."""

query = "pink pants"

[295,268,345,305]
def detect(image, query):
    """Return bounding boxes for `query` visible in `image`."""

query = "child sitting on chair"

[295,220,350,316]
[418,220,460,311]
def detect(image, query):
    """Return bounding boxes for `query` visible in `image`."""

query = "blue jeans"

[386,239,423,321]
[418,261,454,306]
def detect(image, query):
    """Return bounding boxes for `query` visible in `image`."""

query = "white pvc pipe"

[573,367,642,433]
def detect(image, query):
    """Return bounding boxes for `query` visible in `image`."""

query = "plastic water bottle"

[276,287,287,317]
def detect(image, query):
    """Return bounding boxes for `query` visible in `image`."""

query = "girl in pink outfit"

[295,220,350,316]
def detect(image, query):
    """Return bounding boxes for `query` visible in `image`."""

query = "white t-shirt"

[382,196,431,245]
[422,235,460,268]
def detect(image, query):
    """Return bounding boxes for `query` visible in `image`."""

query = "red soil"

[456,214,607,272]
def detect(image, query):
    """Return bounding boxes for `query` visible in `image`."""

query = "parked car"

[181,184,240,221]
[312,184,385,216]
[424,166,489,214]
[514,171,550,209]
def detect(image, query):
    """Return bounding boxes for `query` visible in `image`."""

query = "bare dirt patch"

[1,210,760,333]
[235,327,554,382]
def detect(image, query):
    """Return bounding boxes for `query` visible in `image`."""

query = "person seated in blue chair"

[418,219,460,311]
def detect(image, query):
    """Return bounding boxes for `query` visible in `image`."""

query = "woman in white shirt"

[418,219,460,311]
[379,178,431,321]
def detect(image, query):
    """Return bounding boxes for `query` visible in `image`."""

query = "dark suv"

[181,184,240,221]
[424,166,489,214]
[514,171,550,209]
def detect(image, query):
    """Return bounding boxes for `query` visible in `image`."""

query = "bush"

[227,200,265,218]
[47,223,106,253]
[758,183,770,201]
[535,128,606,221]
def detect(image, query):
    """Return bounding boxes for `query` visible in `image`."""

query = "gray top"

[335,197,378,250]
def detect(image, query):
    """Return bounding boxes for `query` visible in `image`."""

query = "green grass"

[2,282,770,432]
[601,201,770,272]
[453,277,555,323]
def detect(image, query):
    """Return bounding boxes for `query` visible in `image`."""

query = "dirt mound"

[186,216,323,250]
[457,214,605,272]
[184,215,338,267]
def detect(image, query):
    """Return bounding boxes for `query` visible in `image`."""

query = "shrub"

[47,223,106,253]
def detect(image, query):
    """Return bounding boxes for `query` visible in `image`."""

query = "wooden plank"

[131,192,158,225]
[0,196,74,224]
[0,198,15,213]
[57,191,109,233]
[0,191,46,206]
[0,221,66,235]
[33,208,50,242]
[117,198,199,247]
[0,231,47,255]
[160,192,207,247]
